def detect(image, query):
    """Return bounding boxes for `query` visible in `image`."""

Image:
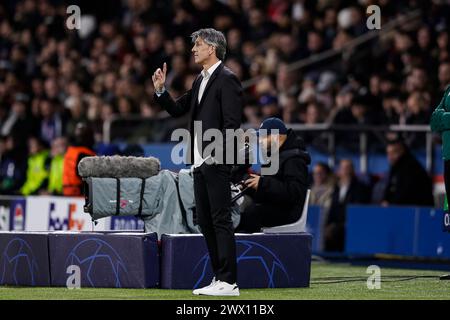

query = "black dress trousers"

[193,162,237,284]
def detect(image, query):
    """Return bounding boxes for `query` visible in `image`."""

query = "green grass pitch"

[0,262,449,300]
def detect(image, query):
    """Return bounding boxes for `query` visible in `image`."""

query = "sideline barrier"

[0,194,325,253]
[160,233,312,289]
[0,196,26,231]
[108,206,324,253]
[26,196,109,231]
[305,205,323,252]
[0,231,50,286]
[0,195,109,232]
[48,232,159,288]
[346,206,450,259]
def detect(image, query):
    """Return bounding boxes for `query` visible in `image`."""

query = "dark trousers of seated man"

[193,162,237,284]
[237,200,304,233]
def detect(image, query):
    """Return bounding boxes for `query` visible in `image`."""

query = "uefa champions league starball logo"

[0,238,39,286]
[65,238,129,288]
[192,240,289,289]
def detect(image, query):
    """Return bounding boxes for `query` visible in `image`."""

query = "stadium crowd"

[0,0,449,245]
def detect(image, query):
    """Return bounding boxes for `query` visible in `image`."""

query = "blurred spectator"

[39,99,63,145]
[65,97,88,138]
[47,137,68,195]
[259,95,280,119]
[310,162,334,209]
[62,123,96,197]
[382,139,434,206]
[20,136,50,196]
[0,136,5,162]
[332,94,371,151]
[381,91,406,125]
[324,159,371,252]
[404,92,431,147]
[247,7,276,42]
[303,102,326,125]
[301,102,329,151]
[276,63,300,107]
[405,67,430,95]
[438,61,450,93]
[282,94,301,124]
[1,94,37,146]
[0,135,26,194]
[315,71,337,111]
[436,30,449,62]
[243,102,261,128]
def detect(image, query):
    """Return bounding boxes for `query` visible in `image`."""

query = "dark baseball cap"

[258,117,288,136]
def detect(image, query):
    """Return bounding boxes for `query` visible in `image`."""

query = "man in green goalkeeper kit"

[430,84,450,209]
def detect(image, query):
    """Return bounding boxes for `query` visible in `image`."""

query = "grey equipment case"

[83,170,199,235]
[83,164,241,237]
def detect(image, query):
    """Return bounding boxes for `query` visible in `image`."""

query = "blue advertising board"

[416,207,450,258]
[48,232,159,288]
[306,205,323,253]
[0,232,50,286]
[346,205,450,259]
[345,205,417,256]
[161,233,312,289]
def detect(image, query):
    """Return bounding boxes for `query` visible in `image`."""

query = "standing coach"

[152,28,243,296]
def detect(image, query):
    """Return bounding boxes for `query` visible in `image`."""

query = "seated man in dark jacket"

[237,118,311,233]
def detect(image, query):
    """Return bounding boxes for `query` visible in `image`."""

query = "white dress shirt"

[193,60,222,168]
[338,182,350,203]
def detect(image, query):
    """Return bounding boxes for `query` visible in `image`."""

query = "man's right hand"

[152,62,167,92]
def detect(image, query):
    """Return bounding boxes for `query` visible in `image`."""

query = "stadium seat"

[262,189,311,234]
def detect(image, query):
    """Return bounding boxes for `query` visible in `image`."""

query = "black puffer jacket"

[252,129,311,222]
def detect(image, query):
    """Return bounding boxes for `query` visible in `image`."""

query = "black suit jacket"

[155,62,243,165]
[383,152,434,206]
[327,177,371,224]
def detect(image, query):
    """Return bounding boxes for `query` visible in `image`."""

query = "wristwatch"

[155,86,166,96]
